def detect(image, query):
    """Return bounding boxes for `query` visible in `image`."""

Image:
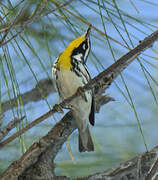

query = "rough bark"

[76,146,158,180]
[0,116,25,141]
[1,112,75,180]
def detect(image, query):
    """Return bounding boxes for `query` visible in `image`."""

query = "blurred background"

[0,0,158,178]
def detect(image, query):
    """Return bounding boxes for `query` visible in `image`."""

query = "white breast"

[54,68,92,131]
[57,70,84,98]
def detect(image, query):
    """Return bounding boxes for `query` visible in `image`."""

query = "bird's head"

[70,25,91,63]
[57,25,91,69]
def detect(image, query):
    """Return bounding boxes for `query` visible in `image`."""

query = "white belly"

[56,70,92,128]
[58,70,82,98]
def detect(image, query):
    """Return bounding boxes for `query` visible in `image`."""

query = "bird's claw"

[53,104,64,113]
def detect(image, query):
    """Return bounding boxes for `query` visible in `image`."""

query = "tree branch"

[2,78,54,113]
[0,116,25,142]
[0,94,112,149]
[1,112,158,180]
[76,146,158,180]
[0,111,75,180]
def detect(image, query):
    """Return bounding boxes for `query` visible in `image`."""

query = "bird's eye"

[82,41,88,51]
[85,41,88,49]
[83,43,86,50]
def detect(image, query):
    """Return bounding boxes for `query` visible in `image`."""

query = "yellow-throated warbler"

[52,26,95,152]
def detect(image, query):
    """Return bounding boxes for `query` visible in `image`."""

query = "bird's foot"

[53,104,64,113]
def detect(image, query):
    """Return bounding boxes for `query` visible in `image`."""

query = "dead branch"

[0,111,75,180]
[76,146,158,180]
[0,116,25,142]
[2,78,55,113]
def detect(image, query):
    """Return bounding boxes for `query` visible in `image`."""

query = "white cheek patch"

[73,53,83,61]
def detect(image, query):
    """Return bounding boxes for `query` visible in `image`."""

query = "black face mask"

[71,38,90,64]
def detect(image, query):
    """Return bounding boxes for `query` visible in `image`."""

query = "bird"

[52,26,95,152]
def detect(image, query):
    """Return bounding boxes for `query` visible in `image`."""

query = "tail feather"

[78,126,94,152]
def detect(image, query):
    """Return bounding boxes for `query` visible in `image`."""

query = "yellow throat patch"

[57,34,85,70]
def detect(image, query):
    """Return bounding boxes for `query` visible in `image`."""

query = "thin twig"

[145,157,158,180]
[0,111,54,149]
[0,116,25,142]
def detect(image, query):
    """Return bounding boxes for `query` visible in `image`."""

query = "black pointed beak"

[85,24,91,39]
